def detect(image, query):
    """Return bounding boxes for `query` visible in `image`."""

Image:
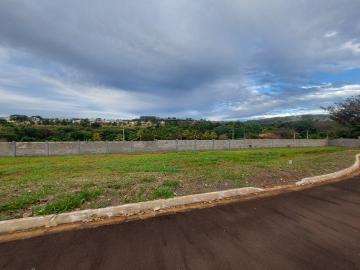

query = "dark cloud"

[1,0,360,119]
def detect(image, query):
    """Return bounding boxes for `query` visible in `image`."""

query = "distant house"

[71,118,82,124]
[30,116,42,123]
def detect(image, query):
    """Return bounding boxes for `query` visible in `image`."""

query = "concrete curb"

[0,153,359,235]
[296,153,360,186]
[0,187,263,235]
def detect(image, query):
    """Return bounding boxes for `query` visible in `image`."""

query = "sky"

[1,0,360,120]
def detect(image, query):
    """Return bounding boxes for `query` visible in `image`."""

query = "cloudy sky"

[1,0,360,120]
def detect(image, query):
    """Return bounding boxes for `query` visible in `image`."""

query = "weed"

[33,188,103,215]
[0,189,52,212]
[140,176,157,183]
[107,183,122,189]
[162,179,179,188]
[151,187,174,199]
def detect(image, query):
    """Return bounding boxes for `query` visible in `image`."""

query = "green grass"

[0,188,52,212]
[151,187,175,199]
[162,179,179,188]
[33,188,103,215]
[0,146,358,220]
[151,179,180,199]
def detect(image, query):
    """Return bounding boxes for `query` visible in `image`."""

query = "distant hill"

[245,114,330,124]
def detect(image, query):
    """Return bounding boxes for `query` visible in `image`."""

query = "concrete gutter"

[0,153,359,236]
[0,187,263,235]
[296,153,360,186]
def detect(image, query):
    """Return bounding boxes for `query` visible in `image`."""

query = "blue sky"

[1,0,360,120]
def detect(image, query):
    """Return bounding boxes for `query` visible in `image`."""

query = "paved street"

[1,176,360,270]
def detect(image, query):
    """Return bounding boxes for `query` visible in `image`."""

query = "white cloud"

[248,109,325,120]
[342,40,360,54]
[324,31,337,38]
[301,84,360,100]
[1,1,360,119]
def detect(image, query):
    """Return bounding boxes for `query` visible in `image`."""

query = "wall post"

[293,132,296,145]
[46,141,49,156]
[106,141,109,153]
[12,141,16,157]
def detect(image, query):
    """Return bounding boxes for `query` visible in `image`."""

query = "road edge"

[296,153,360,185]
[0,187,264,235]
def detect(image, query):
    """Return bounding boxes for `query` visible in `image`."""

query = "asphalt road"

[1,176,360,270]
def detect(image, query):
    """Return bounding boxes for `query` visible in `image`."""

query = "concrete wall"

[49,142,79,155]
[329,138,360,147]
[80,141,107,154]
[156,140,177,151]
[107,141,133,153]
[0,142,14,156]
[0,139,330,157]
[15,142,48,156]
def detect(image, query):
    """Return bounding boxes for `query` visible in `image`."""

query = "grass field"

[0,146,358,220]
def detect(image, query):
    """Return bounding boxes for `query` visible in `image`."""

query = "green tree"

[323,95,360,138]
[92,132,102,141]
[115,133,124,141]
[201,131,218,139]
[136,129,145,141]
[219,134,228,140]
[324,96,360,126]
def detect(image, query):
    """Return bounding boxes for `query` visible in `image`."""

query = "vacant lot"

[0,146,358,220]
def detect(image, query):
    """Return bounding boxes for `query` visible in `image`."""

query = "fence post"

[293,132,296,146]
[228,139,231,150]
[155,139,158,151]
[176,139,178,151]
[12,141,16,157]
[78,140,81,154]
[194,139,197,150]
[46,141,49,156]
[212,139,215,150]
[106,141,109,154]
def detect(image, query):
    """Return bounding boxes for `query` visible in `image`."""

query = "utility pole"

[122,126,125,141]
[243,127,246,139]
[306,130,309,140]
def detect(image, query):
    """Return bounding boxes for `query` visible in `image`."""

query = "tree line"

[1,96,359,142]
